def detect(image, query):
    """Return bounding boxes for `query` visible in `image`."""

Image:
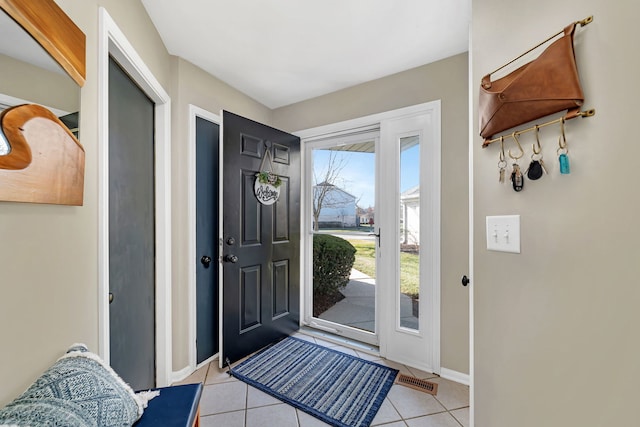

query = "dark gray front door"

[221,111,301,365]
[108,57,156,390]
[196,116,219,364]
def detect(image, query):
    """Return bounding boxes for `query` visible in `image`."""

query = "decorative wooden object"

[0,104,85,205]
[0,0,86,86]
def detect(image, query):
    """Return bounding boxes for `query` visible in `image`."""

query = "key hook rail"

[482,109,595,148]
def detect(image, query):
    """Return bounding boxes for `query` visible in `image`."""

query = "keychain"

[511,163,524,191]
[509,132,525,192]
[526,126,547,180]
[558,117,570,174]
[498,136,507,183]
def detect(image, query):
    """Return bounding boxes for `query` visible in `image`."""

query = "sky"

[313,145,420,209]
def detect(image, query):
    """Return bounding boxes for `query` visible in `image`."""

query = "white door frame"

[97,7,172,387]
[187,105,221,371]
[296,101,441,372]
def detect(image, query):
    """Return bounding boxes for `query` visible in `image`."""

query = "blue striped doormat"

[230,336,398,427]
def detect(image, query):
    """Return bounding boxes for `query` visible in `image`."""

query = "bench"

[135,383,203,427]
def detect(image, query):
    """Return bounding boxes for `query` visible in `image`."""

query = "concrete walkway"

[318,269,419,331]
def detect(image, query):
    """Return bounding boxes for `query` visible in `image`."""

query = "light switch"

[486,215,520,253]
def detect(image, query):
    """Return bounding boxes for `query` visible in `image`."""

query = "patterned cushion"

[0,344,145,427]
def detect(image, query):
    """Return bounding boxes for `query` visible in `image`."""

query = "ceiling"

[141,0,470,109]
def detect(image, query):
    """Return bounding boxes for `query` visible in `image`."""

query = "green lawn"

[349,239,420,299]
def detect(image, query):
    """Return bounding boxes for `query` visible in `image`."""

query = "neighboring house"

[314,183,357,228]
[358,211,374,227]
[400,185,420,245]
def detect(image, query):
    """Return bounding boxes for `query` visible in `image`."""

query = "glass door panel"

[399,136,420,330]
[308,136,378,344]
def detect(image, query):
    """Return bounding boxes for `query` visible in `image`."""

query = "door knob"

[461,275,470,287]
[201,255,212,268]
[224,254,238,263]
[109,293,114,304]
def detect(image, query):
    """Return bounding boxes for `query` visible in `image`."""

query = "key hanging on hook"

[509,132,524,191]
[557,118,570,174]
[498,136,507,183]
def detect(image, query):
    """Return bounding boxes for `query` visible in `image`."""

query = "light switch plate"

[486,215,520,253]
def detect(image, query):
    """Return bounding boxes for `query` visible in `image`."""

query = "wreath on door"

[254,149,281,205]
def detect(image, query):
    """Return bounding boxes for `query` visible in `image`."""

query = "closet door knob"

[461,275,470,287]
[201,255,212,268]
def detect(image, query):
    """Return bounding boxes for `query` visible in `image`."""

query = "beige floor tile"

[405,412,462,427]
[374,422,408,427]
[386,384,446,419]
[291,332,316,343]
[374,359,414,376]
[430,378,469,410]
[296,409,333,427]
[312,337,340,348]
[246,385,281,408]
[371,398,403,425]
[205,362,237,385]
[405,366,438,380]
[354,350,382,362]
[199,410,245,427]
[323,343,359,356]
[189,335,469,427]
[246,403,298,427]
[200,381,247,416]
[450,407,469,427]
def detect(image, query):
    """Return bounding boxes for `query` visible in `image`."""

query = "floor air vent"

[395,374,438,395]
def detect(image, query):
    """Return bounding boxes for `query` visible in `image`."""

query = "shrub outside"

[312,234,356,296]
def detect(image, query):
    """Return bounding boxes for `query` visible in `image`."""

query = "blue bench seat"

[135,383,203,427]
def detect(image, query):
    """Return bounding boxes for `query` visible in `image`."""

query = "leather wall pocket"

[479,22,584,142]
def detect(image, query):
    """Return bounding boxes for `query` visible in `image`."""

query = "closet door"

[108,57,156,390]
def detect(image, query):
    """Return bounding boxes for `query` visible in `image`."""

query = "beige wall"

[0,54,79,112]
[274,53,471,375]
[0,0,469,406]
[473,1,639,426]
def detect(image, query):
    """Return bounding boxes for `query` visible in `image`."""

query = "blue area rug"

[230,336,398,427]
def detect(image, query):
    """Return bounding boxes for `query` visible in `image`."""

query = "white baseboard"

[171,353,219,384]
[171,365,193,384]
[440,368,470,386]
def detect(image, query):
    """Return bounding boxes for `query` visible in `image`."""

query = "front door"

[196,116,220,364]
[299,103,441,374]
[108,57,156,390]
[220,111,301,365]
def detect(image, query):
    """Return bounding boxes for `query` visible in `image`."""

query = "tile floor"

[174,332,469,427]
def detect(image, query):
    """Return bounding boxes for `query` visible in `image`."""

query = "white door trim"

[468,33,475,427]
[97,7,172,387]
[187,105,221,372]
[296,101,441,373]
